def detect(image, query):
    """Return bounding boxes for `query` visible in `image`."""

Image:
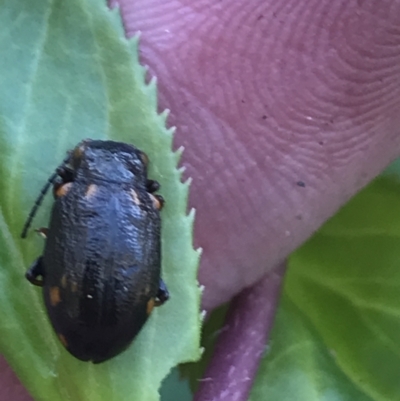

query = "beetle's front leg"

[26,256,45,287]
[155,278,169,306]
[146,180,160,193]
[51,165,74,199]
[35,227,49,238]
[56,165,74,183]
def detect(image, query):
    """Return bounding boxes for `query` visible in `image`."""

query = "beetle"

[21,139,169,363]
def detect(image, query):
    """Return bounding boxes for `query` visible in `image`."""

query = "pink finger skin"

[2,1,400,399]
[194,265,286,401]
[0,356,32,401]
[112,0,400,310]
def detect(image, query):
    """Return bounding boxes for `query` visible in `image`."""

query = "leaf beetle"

[22,139,169,363]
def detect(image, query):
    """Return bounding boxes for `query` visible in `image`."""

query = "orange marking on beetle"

[149,194,162,210]
[130,189,141,206]
[49,286,61,306]
[146,298,156,315]
[55,182,72,198]
[85,184,97,198]
[61,274,67,289]
[58,333,68,347]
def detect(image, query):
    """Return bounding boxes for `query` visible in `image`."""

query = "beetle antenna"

[21,155,71,239]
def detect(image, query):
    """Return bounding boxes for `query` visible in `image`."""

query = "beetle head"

[72,140,149,184]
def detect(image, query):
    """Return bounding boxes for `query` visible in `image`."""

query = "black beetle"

[21,139,169,363]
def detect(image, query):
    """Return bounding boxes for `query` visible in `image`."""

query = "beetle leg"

[155,278,169,306]
[56,165,74,183]
[26,257,45,287]
[35,227,48,238]
[146,179,160,193]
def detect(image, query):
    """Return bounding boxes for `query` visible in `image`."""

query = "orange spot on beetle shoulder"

[148,194,163,210]
[55,182,72,198]
[58,333,68,348]
[85,184,97,198]
[49,286,61,306]
[146,298,156,315]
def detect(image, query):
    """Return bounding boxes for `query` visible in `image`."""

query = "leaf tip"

[200,310,207,322]
[148,76,157,90]
[172,146,184,165]
[176,145,184,155]
[183,175,193,188]
[187,207,196,220]
[160,108,170,119]
[167,126,176,136]
[132,31,142,41]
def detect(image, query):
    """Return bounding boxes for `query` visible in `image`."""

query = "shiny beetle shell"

[22,140,169,363]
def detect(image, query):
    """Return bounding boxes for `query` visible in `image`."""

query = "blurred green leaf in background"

[181,174,400,401]
[249,176,400,401]
[0,0,201,400]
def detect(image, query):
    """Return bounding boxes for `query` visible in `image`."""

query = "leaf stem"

[194,264,286,401]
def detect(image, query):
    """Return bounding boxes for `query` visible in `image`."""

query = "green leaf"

[0,1,201,400]
[179,303,229,394]
[250,177,400,401]
[250,297,373,401]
